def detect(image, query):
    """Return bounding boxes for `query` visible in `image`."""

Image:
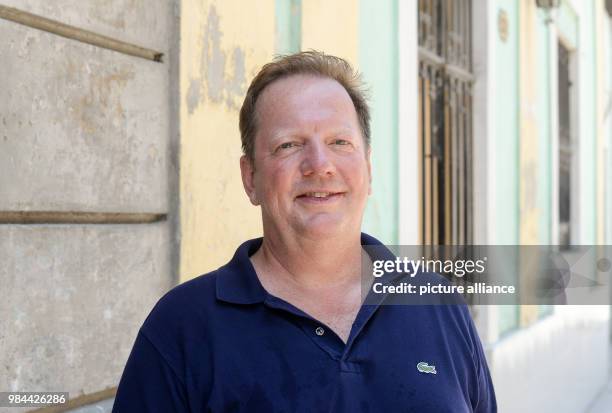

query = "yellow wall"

[179,0,360,281]
[301,0,359,66]
[179,0,274,281]
[518,1,540,327]
[518,0,540,247]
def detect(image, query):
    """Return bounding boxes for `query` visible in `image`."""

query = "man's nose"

[300,141,335,177]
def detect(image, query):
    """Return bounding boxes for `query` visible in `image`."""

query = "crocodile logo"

[417,362,437,375]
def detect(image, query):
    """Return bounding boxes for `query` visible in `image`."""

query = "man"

[113,51,496,412]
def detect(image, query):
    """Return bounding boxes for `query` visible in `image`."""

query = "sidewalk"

[586,347,612,413]
[588,380,612,413]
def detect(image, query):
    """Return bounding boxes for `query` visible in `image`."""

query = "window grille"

[418,0,474,246]
[557,42,572,247]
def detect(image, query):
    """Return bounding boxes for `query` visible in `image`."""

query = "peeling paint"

[203,7,225,103]
[186,78,201,114]
[522,161,538,212]
[226,48,246,99]
[186,5,247,113]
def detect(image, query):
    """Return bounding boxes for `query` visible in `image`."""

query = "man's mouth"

[296,191,345,202]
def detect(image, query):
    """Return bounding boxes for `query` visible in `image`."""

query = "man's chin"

[294,217,353,240]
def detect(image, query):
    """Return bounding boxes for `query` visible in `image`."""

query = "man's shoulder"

[162,269,220,306]
[140,269,222,340]
[139,237,263,342]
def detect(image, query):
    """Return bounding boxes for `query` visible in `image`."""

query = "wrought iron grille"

[558,42,572,247]
[418,0,473,246]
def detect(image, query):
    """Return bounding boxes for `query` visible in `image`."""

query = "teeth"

[308,192,330,198]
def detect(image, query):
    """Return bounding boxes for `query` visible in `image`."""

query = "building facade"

[1,0,612,411]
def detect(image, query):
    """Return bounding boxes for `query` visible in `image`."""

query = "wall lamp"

[537,0,611,17]
[535,0,561,9]
[535,0,561,23]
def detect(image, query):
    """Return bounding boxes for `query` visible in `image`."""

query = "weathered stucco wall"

[518,0,541,247]
[0,21,168,213]
[179,0,273,281]
[0,0,177,410]
[0,224,171,394]
[301,0,358,65]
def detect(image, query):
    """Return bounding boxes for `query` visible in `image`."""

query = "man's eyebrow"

[269,129,298,143]
[267,125,358,143]
[329,126,357,136]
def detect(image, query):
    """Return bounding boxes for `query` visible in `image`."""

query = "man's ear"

[240,155,259,205]
[366,147,372,196]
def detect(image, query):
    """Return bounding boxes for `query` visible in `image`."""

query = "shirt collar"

[215,232,388,305]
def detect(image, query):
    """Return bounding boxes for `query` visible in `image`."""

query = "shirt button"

[315,327,325,336]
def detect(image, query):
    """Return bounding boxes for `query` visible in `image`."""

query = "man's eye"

[275,142,299,153]
[333,139,350,146]
[278,142,296,150]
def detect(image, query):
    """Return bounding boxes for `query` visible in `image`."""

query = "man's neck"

[252,232,364,292]
[250,232,371,343]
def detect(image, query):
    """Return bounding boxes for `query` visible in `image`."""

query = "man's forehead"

[255,75,357,127]
[257,74,351,109]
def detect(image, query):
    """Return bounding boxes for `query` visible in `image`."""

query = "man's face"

[240,74,371,240]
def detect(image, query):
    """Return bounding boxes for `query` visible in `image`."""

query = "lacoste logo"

[417,362,437,375]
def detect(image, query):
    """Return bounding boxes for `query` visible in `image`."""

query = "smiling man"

[113,51,496,412]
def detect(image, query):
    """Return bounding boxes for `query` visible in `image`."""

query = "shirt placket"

[263,293,385,374]
[263,294,345,359]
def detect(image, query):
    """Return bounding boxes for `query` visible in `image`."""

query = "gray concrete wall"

[0,1,178,411]
[0,4,170,213]
[0,224,171,392]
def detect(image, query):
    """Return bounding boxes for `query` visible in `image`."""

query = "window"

[418,0,474,246]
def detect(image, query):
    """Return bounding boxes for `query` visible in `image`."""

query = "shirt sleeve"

[473,346,497,413]
[469,314,497,413]
[112,330,190,413]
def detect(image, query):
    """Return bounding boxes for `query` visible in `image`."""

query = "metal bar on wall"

[0,5,163,62]
[0,211,166,224]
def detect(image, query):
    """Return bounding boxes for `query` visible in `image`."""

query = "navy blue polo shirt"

[113,234,496,412]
